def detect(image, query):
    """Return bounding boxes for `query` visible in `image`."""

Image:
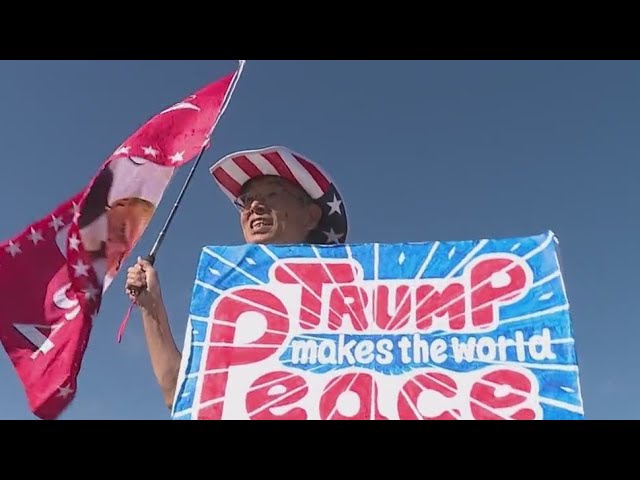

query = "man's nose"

[249,200,268,213]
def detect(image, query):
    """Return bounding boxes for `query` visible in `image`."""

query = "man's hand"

[126,256,162,312]
[126,256,180,409]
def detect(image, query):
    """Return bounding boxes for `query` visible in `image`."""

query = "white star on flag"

[142,146,159,157]
[327,195,342,215]
[114,146,130,156]
[27,228,43,245]
[170,151,185,163]
[57,385,74,398]
[49,215,64,232]
[5,241,21,257]
[83,285,99,301]
[70,202,81,222]
[69,234,81,251]
[72,260,89,277]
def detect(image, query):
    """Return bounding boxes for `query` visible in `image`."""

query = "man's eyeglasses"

[233,189,311,211]
[234,191,279,211]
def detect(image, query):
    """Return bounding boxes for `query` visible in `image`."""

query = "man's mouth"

[250,218,273,231]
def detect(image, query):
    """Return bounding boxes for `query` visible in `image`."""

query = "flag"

[0,60,246,420]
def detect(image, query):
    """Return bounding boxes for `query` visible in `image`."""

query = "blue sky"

[0,60,637,420]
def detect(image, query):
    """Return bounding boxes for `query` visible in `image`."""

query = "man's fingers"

[127,267,144,280]
[126,271,147,289]
[126,284,145,297]
[127,265,147,280]
[137,256,154,271]
[126,257,156,303]
[126,271,145,283]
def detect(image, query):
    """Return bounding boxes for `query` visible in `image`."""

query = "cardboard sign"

[171,231,584,420]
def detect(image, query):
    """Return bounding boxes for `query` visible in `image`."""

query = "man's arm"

[126,257,182,411]
[140,299,182,410]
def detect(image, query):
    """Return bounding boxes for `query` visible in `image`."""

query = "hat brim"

[209,146,348,244]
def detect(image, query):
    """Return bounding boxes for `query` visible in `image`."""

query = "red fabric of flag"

[0,62,245,420]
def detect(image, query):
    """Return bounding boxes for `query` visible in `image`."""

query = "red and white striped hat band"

[209,146,348,245]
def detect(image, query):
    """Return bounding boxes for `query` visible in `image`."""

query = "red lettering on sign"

[207,288,288,369]
[469,368,537,420]
[191,252,541,419]
[470,257,528,329]
[415,283,466,331]
[398,372,460,420]
[328,286,369,331]
[263,254,531,334]
[374,285,411,330]
[197,288,289,420]
[194,372,228,420]
[211,365,542,420]
[319,373,388,420]
[412,256,529,333]
[245,371,308,420]
[273,262,356,330]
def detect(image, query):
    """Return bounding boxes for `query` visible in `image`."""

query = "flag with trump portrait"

[0,60,246,420]
[171,230,585,420]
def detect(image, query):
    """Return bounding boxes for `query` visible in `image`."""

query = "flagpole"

[145,144,206,266]
[146,59,246,266]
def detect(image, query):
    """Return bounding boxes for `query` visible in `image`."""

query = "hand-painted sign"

[172,231,584,420]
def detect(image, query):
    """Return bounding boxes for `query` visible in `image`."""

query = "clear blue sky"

[0,60,637,420]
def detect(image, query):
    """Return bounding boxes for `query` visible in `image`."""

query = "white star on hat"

[327,195,342,216]
[324,228,344,244]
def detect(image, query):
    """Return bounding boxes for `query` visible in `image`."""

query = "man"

[125,145,348,410]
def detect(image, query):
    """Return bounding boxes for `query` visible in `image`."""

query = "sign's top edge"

[196,230,558,250]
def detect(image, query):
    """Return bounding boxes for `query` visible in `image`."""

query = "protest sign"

[171,231,584,420]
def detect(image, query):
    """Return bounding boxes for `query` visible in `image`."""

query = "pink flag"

[0,61,246,420]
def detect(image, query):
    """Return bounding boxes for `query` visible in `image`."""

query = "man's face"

[237,176,321,245]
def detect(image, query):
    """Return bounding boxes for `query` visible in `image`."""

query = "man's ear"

[305,202,323,232]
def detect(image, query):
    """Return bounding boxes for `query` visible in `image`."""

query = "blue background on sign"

[172,231,583,420]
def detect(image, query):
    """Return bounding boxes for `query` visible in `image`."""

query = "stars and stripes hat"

[209,145,348,244]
